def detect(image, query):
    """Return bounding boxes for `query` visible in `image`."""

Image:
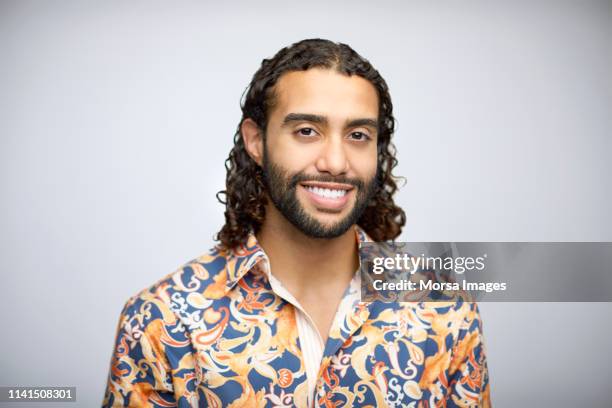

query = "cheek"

[268,139,320,170]
[350,148,378,179]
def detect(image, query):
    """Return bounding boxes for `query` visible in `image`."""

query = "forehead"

[270,68,379,121]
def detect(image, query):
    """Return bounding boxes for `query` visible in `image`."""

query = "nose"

[315,137,349,176]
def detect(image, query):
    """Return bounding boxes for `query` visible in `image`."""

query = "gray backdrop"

[1,1,610,407]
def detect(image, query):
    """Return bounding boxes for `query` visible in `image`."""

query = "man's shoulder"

[118,245,234,324]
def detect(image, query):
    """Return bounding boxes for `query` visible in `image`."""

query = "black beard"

[261,157,378,239]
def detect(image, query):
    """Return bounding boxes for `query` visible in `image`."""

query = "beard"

[261,153,379,239]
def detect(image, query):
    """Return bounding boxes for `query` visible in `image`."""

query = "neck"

[255,204,359,299]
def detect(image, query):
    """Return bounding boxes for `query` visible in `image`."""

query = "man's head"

[216,39,405,249]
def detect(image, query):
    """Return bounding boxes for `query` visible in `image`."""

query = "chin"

[306,211,356,235]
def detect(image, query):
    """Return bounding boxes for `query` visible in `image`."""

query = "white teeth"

[304,186,347,199]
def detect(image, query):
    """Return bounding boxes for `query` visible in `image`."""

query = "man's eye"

[349,132,371,141]
[297,128,317,137]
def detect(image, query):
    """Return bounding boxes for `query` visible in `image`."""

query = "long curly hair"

[215,39,405,249]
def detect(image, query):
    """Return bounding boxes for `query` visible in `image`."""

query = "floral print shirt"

[103,227,491,407]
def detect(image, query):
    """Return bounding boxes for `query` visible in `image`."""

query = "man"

[103,39,491,407]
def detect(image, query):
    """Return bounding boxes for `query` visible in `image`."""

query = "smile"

[299,182,354,211]
[303,186,348,199]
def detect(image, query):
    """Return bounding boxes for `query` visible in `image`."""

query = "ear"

[241,118,264,166]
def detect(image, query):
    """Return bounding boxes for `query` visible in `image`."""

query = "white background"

[1,1,611,406]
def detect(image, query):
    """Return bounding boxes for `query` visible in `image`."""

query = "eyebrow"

[346,118,379,129]
[282,113,327,126]
[281,113,379,130]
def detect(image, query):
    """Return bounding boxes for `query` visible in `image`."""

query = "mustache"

[288,173,365,190]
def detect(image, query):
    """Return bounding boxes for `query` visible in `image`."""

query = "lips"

[299,182,354,211]
[299,181,354,191]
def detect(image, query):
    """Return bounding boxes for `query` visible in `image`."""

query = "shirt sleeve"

[102,295,184,407]
[446,302,492,408]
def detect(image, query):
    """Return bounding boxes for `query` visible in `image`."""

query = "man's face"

[262,68,379,238]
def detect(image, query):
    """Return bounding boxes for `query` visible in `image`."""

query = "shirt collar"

[221,225,373,295]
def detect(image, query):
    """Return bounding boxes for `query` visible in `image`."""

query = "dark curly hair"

[215,38,405,249]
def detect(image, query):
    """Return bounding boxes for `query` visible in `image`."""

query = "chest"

[188,297,456,408]
[297,293,345,345]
